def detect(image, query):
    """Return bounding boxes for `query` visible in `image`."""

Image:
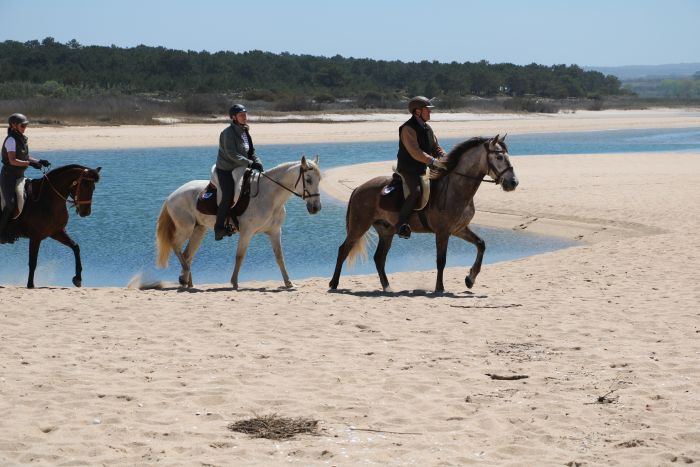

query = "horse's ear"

[490,135,500,150]
[301,154,308,168]
[500,133,507,142]
[314,154,319,165]
[96,167,102,173]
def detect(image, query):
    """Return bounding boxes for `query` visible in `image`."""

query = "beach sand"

[1,111,699,465]
[29,108,700,150]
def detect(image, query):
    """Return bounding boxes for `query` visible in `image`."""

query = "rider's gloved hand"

[250,162,264,172]
[428,157,446,171]
[38,159,51,167]
[29,161,42,169]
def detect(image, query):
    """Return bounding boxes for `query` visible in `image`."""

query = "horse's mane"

[433,136,508,180]
[48,164,101,181]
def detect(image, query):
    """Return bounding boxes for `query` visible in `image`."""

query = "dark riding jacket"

[2,131,29,176]
[396,116,442,175]
[216,123,262,171]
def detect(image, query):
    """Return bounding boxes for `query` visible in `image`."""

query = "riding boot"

[397,191,419,239]
[0,206,14,244]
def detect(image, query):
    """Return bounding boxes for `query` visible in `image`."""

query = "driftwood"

[486,373,529,380]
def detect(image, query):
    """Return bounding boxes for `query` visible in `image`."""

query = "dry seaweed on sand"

[227,414,319,440]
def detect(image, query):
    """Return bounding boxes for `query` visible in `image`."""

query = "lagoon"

[1,127,697,287]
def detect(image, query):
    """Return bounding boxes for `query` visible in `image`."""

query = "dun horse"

[329,136,517,293]
[0,164,101,288]
[156,156,322,289]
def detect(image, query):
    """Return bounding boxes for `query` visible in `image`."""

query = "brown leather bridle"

[451,142,514,185]
[44,168,99,212]
[259,164,320,200]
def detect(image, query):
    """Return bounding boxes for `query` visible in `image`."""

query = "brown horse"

[1,164,101,288]
[329,135,517,293]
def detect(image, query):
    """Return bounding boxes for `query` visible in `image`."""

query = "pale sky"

[4,0,699,67]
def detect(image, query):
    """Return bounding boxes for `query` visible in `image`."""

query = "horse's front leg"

[27,237,42,289]
[230,232,252,290]
[455,226,485,289]
[50,230,83,287]
[267,228,294,288]
[434,232,450,293]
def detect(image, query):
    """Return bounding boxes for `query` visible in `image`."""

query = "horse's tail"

[345,187,371,267]
[155,203,176,268]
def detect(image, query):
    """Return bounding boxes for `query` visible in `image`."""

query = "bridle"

[259,164,320,200]
[43,168,98,212]
[451,141,514,185]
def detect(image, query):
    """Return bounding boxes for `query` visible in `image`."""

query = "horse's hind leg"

[373,224,394,292]
[455,226,485,289]
[50,230,82,287]
[179,224,207,288]
[329,237,354,290]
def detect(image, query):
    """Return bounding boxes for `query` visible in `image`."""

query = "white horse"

[156,155,322,289]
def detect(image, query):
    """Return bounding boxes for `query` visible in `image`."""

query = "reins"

[258,164,320,200]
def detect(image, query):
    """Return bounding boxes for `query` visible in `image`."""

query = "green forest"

[0,38,632,122]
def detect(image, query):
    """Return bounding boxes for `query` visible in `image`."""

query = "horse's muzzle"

[501,176,519,192]
[306,201,322,214]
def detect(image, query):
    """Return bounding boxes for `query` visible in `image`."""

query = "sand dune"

[1,112,699,465]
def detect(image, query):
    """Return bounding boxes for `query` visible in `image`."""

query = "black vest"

[2,131,29,174]
[396,116,435,175]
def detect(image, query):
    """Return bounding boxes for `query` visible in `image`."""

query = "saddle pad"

[396,169,430,211]
[0,177,28,219]
[210,165,247,206]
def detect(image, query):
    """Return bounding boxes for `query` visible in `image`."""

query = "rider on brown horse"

[395,96,447,239]
[214,104,265,241]
[1,113,50,244]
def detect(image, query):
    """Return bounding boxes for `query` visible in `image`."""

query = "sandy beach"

[1,111,699,465]
[29,108,700,151]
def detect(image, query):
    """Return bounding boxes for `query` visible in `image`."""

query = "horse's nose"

[503,177,518,191]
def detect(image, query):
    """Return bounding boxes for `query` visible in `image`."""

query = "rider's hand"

[429,157,447,171]
[38,159,51,167]
[250,162,264,172]
[29,161,42,170]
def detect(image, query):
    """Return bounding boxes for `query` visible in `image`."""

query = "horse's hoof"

[231,283,238,290]
[27,283,34,289]
[284,282,296,289]
[383,286,393,293]
[178,275,188,287]
[72,277,82,287]
[329,279,338,289]
[465,277,474,289]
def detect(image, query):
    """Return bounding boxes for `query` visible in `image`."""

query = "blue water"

[1,127,697,287]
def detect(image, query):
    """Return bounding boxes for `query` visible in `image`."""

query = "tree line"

[0,38,625,108]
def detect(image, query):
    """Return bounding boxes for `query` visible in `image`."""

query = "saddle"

[0,177,31,219]
[378,170,430,213]
[196,167,253,229]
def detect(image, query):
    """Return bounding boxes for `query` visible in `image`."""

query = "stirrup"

[397,224,411,239]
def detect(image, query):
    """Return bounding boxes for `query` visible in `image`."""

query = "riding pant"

[397,170,422,227]
[214,167,235,230]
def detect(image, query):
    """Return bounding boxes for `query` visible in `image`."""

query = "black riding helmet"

[229,104,247,118]
[8,113,29,125]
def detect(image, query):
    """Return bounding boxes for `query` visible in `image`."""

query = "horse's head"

[69,166,101,217]
[299,155,322,214]
[485,135,518,192]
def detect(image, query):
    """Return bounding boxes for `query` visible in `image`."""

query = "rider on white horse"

[1,113,50,244]
[214,104,264,241]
